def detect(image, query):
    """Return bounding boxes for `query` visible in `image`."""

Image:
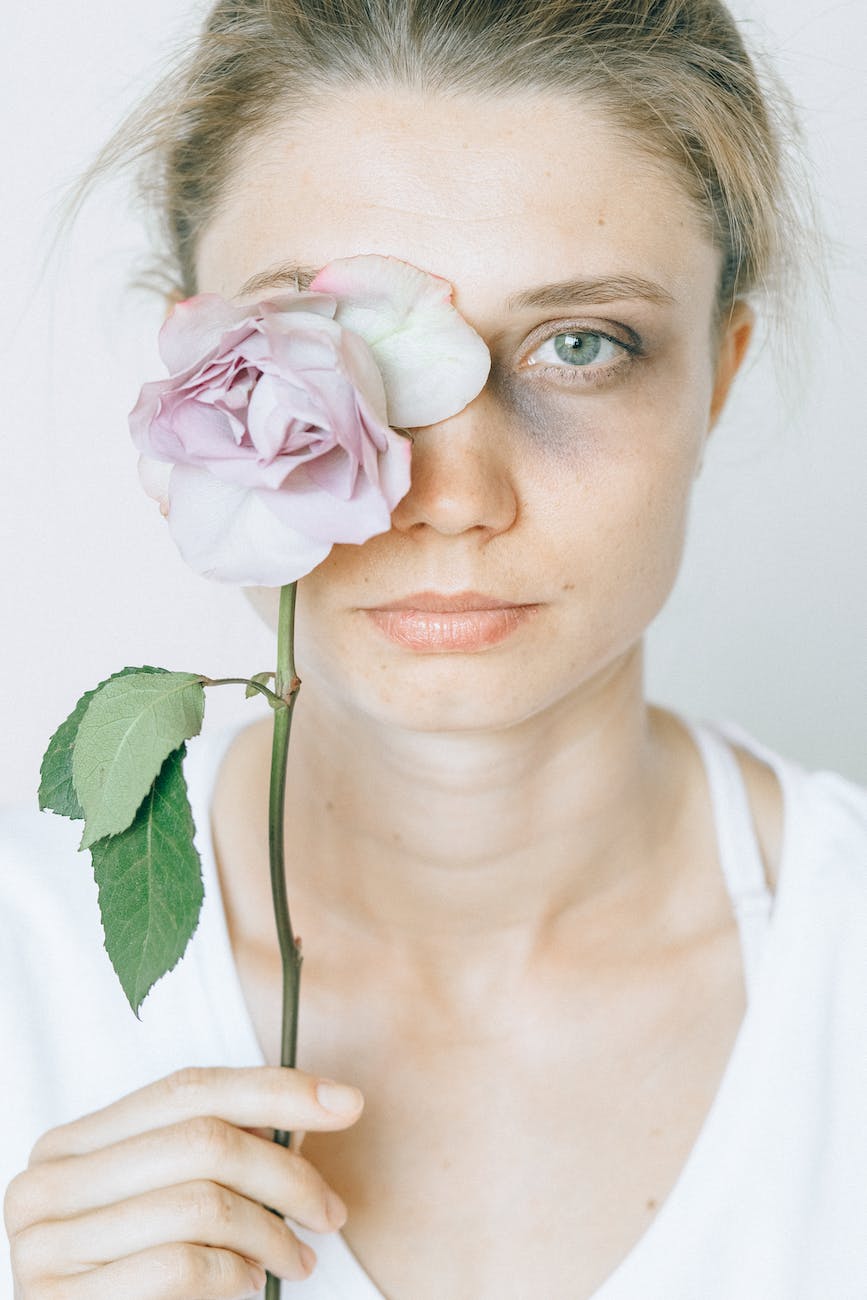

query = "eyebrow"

[236,262,676,309]
[237,263,320,297]
[506,275,676,311]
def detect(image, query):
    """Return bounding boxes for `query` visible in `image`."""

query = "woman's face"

[196,87,752,731]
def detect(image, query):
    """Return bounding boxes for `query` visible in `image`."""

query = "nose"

[390,394,519,539]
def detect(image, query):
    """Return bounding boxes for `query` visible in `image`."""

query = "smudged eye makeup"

[520,323,643,387]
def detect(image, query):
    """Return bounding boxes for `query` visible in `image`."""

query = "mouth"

[368,590,526,613]
[362,591,541,652]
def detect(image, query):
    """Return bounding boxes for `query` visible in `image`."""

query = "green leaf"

[39,667,169,820]
[245,671,275,701]
[91,743,204,1017]
[244,670,274,702]
[73,670,205,848]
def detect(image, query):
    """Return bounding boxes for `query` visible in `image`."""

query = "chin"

[296,638,552,732]
[356,688,550,736]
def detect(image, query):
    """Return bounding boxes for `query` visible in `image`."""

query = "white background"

[1,0,865,807]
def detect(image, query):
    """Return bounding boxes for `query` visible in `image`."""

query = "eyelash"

[520,324,642,387]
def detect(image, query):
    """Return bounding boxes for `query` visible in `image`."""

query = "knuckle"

[264,1063,309,1105]
[4,1166,57,1240]
[184,1179,235,1227]
[158,1241,248,1293]
[3,1170,37,1237]
[26,1124,66,1168]
[158,1240,211,1289]
[183,1113,234,1159]
[163,1065,207,1107]
[9,1219,51,1279]
[206,1246,253,1291]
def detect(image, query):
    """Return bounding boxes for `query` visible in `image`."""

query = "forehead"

[196,86,719,314]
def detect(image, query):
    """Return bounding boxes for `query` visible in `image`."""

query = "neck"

[270,644,675,962]
[213,642,695,1028]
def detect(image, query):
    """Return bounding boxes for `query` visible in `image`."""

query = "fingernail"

[299,1241,317,1273]
[248,1264,267,1290]
[325,1187,348,1228]
[316,1079,363,1115]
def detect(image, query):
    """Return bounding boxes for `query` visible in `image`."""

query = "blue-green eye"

[529,331,622,369]
[555,332,603,364]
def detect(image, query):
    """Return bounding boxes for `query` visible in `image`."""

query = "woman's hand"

[4,1065,364,1298]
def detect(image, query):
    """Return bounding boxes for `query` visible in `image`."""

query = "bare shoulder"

[211,715,271,808]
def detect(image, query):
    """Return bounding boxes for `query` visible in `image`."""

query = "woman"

[3,1,866,1297]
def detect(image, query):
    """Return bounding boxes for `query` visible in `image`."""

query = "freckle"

[562,582,575,591]
[646,1197,657,1211]
[325,800,334,812]
[597,216,606,226]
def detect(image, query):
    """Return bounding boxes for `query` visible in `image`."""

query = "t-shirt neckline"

[183,715,808,1299]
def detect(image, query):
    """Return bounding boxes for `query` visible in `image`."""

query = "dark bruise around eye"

[487,358,600,458]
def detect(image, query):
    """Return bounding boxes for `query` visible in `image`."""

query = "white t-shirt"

[2,716,867,1299]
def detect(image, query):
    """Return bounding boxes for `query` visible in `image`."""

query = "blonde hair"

[81,0,812,330]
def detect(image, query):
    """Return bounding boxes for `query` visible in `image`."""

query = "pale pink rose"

[310,255,491,428]
[130,254,490,586]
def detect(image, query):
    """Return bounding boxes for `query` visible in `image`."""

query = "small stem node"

[282,673,302,705]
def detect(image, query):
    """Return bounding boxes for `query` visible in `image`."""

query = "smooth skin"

[6,87,783,1297]
[5,1066,363,1296]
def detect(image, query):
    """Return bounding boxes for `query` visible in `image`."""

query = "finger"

[27,1241,269,1300]
[28,1067,363,1163]
[8,1118,346,1236]
[242,1124,304,1151]
[14,1179,316,1285]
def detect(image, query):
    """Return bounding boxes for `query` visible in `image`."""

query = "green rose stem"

[199,588,303,1298]
[269,580,303,1094]
[265,580,303,1300]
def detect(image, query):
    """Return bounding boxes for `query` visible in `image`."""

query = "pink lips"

[363,590,540,652]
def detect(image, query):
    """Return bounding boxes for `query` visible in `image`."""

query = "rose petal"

[261,460,393,543]
[375,428,413,510]
[246,373,323,463]
[331,327,389,426]
[132,260,489,586]
[167,465,331,585]
[137,455,172,516]
[159,291,338,374]
[310,255,490,427]
[257,291,338,326]
[159,294,252,373]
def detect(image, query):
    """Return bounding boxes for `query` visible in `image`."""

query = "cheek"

[500,378,706,516]
[492,346,710,477]
[492,371,599,460]
[492,359,658,473]
[512,372,709,608]
[288,541,393,682]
